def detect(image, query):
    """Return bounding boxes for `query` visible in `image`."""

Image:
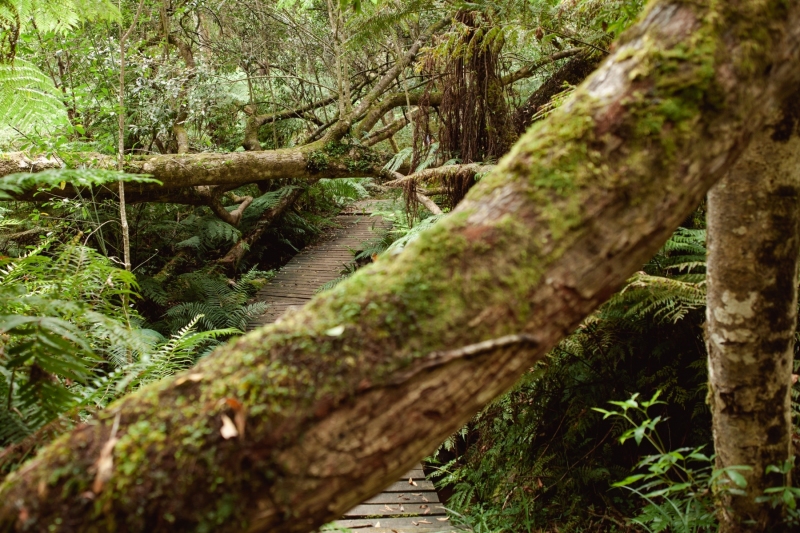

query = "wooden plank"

[343,503,446,517]
[362,493,438,505]
[381,480,435,492]
[333,517,446,529]
[402,469,426,479]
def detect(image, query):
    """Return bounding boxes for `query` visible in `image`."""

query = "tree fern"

[0,58,67,131]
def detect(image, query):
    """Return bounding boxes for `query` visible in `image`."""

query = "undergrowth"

[430,220,713,532]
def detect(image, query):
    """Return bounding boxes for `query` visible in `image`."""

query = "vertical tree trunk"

[117,0,146,272]
[706,98,800,532]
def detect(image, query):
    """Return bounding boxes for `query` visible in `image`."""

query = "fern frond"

[0,58,67,131]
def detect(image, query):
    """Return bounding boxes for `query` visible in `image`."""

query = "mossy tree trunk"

[706,98,800,532]
[1,1,800,532]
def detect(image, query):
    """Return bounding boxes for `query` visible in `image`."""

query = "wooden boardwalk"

[246,199,456,532]
[330,464,453,532]
[246,199,392,329]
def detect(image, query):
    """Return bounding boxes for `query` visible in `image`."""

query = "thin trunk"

[116,0,146,272]
[1,2,799,531]
[706,98,800,532]
[117,1,130,272]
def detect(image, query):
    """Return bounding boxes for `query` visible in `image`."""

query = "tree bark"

[706,97,800,532]
[0,143,383,204]
[1,2,799,532]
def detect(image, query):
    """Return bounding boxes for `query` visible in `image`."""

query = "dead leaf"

[793,374,799,384]
[412,521,419,526]
[92,412,121,494]
[412,493,422,496]
[92,435,119,494]
[225,397,243,411]
[420,504,428,509]
[234,407,247,439]
[374,521,380,528]
[437,517,450,522]
[408,478,418,486]
[399,505,405,512]
[18,507,28,523]
[418,519,432,524]
[220,414,239,439]
[422,496,429,502]
[214,398,247,439]
[424,508,431,515]
[384,505,395,512]
[325,325,345,336]
[175,373,203,385]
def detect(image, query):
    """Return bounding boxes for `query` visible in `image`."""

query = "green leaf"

[727,470,748,488]
[633,425,646,445]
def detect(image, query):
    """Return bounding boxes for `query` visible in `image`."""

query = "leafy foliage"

[0,239,234,469]
[434,225,711,532]
[0,58,67,131]
[161,268,270,334]
[596,391,747,533]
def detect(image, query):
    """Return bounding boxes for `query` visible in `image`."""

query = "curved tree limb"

[382,163,495,188]
[216,183,312,273]
[362,108,419,147]
[0,143,384,203]
[415,191,442,215]
[323,18,450,142]
[499,47,586,86]
[354,91,442,140]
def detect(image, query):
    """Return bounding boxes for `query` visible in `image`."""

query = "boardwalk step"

[332,517,450,529]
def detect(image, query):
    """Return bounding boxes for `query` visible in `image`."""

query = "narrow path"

[246,199,456,532]
[246,199,392,329]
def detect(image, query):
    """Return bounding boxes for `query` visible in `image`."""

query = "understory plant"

[0,238,236,474]
[432,223,712,532]
[595,391,748,533]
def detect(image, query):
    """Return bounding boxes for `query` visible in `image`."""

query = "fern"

[159,267,271,334]
[435,223,711,532]
[316,178,370,205]
[0,238,244,468]
[0,58,67,131]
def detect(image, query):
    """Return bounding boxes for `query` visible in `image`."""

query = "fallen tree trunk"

[1,2,799,533]
[216,184,312,273]
[0,142,383,203]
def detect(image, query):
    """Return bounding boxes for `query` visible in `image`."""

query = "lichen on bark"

[706,97,800,533]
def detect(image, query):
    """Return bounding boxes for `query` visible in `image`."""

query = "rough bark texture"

[706,98,800,532]
[0,153,61,176]
[1,1,800,532]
